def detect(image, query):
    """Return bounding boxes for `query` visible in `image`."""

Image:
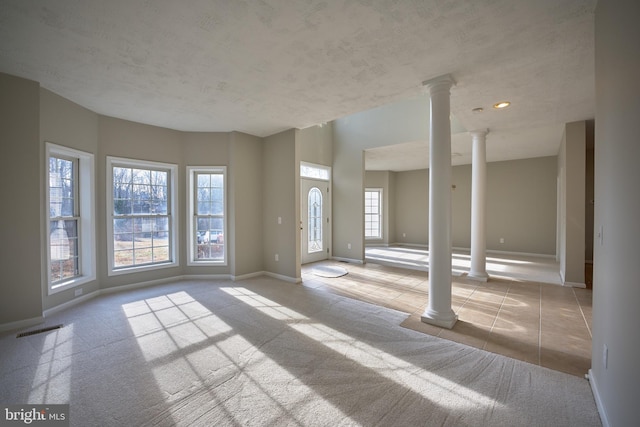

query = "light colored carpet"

[311,264,349,278]
[0,277,601,426]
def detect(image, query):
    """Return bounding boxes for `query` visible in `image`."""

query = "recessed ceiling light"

[493,101,511,109]
[472,107,484,113]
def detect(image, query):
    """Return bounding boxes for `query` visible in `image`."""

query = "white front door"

[301,178,330,264]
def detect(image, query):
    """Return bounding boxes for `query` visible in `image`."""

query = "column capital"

[469,128,489,138]
[422,74,456,93]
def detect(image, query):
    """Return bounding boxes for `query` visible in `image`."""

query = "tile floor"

[301,247,593,377]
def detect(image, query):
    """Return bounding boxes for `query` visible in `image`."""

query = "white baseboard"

[232,271,265,281]
[44,290,100,318]
[384,244,556,259]
[563,280,587,289]
[331,256,364,264]
[100,275,184,295]
[365,242,389,247]
[392,243,428,249]
[1,269,316,330]
[184,274,231,281]
[263,271,301,283]
[485,249,556,259]
[0,315,45,334]
[588,369,610,427]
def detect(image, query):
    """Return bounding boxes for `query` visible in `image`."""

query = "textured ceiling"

[0,0,596,169]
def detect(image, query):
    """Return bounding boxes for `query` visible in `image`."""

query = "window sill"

[49,274,96,296]
[108,261,178,277]
[186,260,227,267]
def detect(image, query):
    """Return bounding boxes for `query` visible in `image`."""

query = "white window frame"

[45,143,96,295]
[365,188,383,240]
[187,166,227,266]
[106,156,178,276]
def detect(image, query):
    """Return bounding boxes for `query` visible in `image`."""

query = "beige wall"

[384,157,558,255]
[558,121,586,285]
[391,169,429,246]
[97,116,184,290]
[181,131,232,277]
[0,73,280,327]
[332,97,432,261]
[299,123,333,167]
[40,89,100,310]
[486,157,557,255]
[364,171,395,245]
[0,73,43,326]
[229,132,263,277]
[592,2,640,424]
[262,129,300,281]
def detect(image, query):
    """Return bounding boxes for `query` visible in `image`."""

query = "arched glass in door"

[308,187,323,253]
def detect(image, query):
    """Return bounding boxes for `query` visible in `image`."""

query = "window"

[187,167,227,265]
[365,188,382,239]
[300,162,330,181]
[107,157,178,275]
[307,187,323,253]
[46,143,95,294]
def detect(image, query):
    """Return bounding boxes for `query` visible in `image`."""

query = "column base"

[421,310,458,329]
[468,271,490,282]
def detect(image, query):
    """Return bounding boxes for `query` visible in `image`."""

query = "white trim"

[232,271,266,281]
[364,188,383,239]
[391,242,429,249]
[588,369,610,427]
[264,271,302,283]
[486,249,556,259]
[43,290,99,318]
[100,276,183,295]
[563,280,587,289]
[186,166,228,266]
[106,156,179,276]
[182,274,231,281]
[365,242,389,247]
[331,256,364,264]
[4,271,316,332]
[45,143,96,295]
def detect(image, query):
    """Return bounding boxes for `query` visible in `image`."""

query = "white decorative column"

[421,74,457,329]
[468,129,490,281]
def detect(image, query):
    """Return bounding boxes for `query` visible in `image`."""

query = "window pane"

[132,168,150,185]
[191,169,225,263]
[308,187,323,253]
[49,157,75,218]
[153,245,170,263]
[114,250,133,267]
[197,174,210,188]
[111,161,173,270]
[195,216,224,260]
[212,201,224,215]
[364,190,382,238]
[50,219,79,282]
[151,170,167,186]
[301,164,330,180]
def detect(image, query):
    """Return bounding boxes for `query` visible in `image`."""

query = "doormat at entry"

[312,265,348,278]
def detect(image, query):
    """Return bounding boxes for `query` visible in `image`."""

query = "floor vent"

[16,324,63,338]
